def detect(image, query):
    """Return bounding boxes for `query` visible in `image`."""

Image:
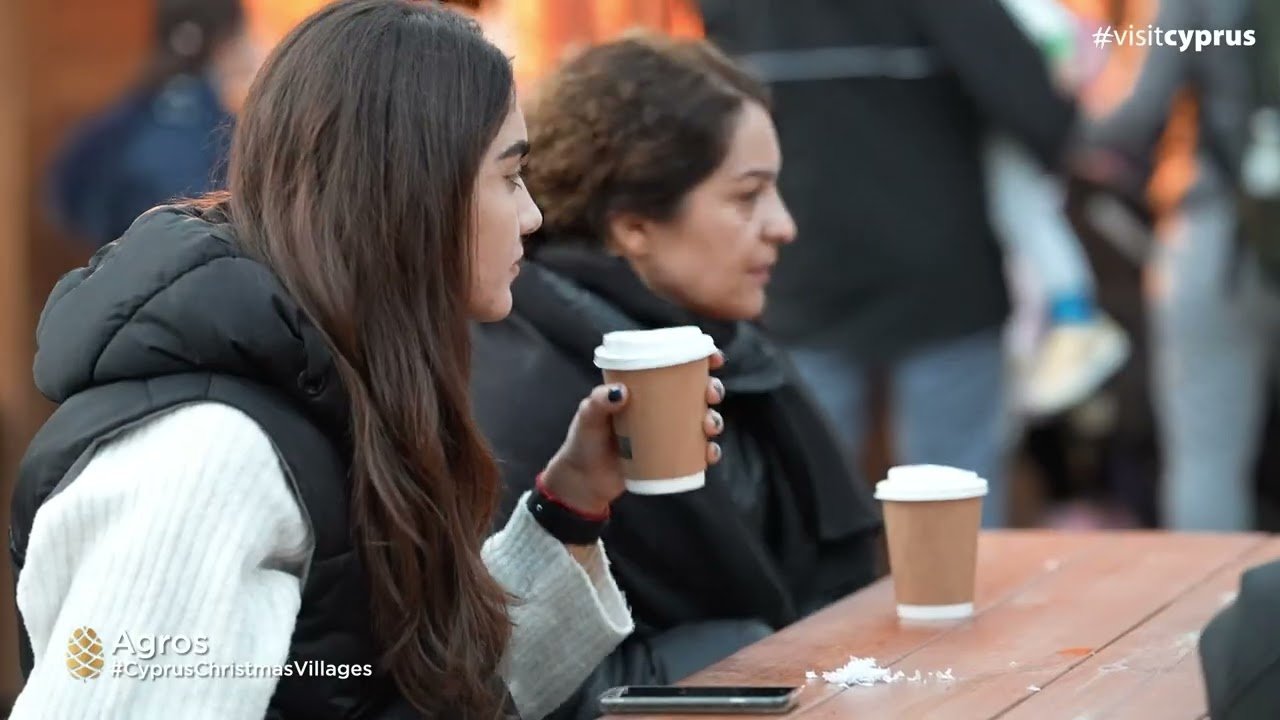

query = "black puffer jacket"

[11,205,511,719]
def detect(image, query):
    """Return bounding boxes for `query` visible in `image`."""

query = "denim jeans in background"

[986,135,1095,301]
[1150,187,1280,531]
[788,328,1010,527]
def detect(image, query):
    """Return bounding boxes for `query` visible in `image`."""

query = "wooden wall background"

[0,11,34,704]
[0,0,150,706]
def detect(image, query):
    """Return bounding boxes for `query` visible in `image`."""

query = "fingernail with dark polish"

[711,442,722,460]
[607,386,623,403]
[712,411,723,431]
[714,378,725,399]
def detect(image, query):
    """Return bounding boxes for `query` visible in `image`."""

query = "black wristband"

[527,487,609,545]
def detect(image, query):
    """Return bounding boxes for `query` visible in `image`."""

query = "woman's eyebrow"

[497,140,530,160]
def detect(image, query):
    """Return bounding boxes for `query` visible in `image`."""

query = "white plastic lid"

[593,326,718,371]
[874,464,989,502]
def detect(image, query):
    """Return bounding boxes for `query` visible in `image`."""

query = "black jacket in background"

[472,247,881,720]
[699,0,1079,361]
[1200,559,1280,719]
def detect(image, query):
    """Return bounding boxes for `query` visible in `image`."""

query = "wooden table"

[603,531,1280,720]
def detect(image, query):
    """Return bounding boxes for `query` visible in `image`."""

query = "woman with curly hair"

[471,33,882,720]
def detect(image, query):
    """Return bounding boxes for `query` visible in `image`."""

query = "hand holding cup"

[542,348,726,516]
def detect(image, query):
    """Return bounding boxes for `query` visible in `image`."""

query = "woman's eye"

[506,165,528,190]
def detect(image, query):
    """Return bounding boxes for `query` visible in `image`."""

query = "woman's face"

[469,103,543,321]
[211,28,269,114]
[610,101,796,321]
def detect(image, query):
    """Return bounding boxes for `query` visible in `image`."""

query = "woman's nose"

[764,194,797,245]
[519,190,543,236]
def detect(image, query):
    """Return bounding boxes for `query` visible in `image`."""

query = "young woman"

[471,34,882,720]
[10,3,724,718]
[49,0,266,248]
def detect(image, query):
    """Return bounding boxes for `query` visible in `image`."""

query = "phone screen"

[600,685,801,715]
[618,686,796,699]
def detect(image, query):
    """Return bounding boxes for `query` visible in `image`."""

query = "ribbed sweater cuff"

[484,494,633,719]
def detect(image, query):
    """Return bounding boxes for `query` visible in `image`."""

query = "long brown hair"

[216,1,514,716]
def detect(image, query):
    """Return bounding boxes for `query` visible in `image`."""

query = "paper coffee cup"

[875,465,988,621]
[593,327,717,494]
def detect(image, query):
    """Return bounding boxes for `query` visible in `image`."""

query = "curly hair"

[524,32,769,249]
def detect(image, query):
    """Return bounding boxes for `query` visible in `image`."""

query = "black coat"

[1200,558,1280,719]
[472,247,883,637]
[698,0,1079,360]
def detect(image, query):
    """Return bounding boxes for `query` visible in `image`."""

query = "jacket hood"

[34,205,349,437]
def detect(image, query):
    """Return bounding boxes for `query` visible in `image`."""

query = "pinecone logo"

[66,626,105,681]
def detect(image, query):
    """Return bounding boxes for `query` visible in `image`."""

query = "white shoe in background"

[1020,314,1130,418]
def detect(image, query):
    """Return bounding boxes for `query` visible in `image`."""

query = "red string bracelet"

[535,471,611,522]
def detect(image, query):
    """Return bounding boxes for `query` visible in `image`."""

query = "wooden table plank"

[801,533,1267,720]
[1091,652,1208,720]
[1074,538,1280,720]
[602,531,1109,720]
[998,537,1280,720]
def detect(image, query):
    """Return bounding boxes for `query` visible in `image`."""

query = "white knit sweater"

[10,403,633,720]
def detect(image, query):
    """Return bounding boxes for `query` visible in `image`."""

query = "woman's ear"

[605,211,653,259]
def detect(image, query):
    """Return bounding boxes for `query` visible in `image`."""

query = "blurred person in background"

[47,0,264,248]
[700,0,1081,527]
[1078,0,1280,530]
[992,0,1144,529]
[471,34,882,720]
[990,0,1130,421]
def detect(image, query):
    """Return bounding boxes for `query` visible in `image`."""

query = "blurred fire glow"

[243,0,702,89]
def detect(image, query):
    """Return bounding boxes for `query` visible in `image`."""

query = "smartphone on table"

[598,685,802,715]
